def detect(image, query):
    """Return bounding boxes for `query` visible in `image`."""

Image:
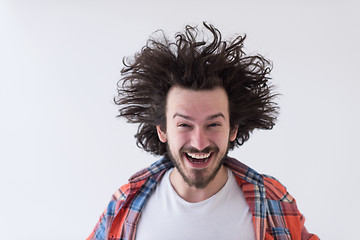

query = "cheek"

[211,132,231,147]
[167,131,189,149]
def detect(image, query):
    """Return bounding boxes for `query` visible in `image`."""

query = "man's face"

[156,86,237,189]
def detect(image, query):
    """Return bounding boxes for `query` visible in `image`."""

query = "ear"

[229,126,238,142]
[156,125,167,143]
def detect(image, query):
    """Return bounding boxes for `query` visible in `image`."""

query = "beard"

[166,143,229,189]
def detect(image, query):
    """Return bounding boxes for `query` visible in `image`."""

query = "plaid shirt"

[87,157,319,240]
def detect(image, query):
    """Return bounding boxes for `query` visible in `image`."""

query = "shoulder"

[111,182,131,201]
[87,158,173,239]
[262,174,294,203]
[225,157,294,203]
[112,157,174,202]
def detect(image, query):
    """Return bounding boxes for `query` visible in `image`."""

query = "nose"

[190,127,210,151]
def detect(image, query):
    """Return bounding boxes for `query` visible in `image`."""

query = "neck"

[169,166,228,203]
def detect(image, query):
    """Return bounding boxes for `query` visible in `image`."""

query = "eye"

[178,123,191,128]
[207,123,221,128]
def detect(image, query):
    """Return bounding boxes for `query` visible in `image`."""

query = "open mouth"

[185,152,212,164]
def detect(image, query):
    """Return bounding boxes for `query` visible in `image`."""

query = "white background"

[1,0,359,239]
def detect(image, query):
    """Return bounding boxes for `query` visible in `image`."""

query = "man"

[88,23,318,240]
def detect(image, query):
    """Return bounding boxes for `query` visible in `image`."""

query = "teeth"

[186,152,211,159]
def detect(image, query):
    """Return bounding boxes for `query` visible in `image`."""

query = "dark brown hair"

[115,22,278,156]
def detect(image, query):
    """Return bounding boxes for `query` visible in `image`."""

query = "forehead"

[165,86,229,119]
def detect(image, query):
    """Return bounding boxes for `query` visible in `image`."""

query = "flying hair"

[115,22,279,156]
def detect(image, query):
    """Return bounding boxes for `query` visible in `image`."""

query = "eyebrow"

[173,113,225,121]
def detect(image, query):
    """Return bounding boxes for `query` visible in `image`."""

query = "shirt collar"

[128,157,173,183]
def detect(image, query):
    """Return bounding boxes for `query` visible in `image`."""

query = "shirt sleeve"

[87,209,108,240]
[87,184,130,240]
[299,214,319,240]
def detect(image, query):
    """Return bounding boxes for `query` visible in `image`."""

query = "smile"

[185,152,212,164]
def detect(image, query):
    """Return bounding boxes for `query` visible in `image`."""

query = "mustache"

[180,146,219,154]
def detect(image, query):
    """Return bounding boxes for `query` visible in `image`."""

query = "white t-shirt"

[135,167,255,240]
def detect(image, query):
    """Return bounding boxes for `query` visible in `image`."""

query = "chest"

[135,170,255,240]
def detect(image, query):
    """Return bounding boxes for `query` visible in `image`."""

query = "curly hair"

[115,22,279,156]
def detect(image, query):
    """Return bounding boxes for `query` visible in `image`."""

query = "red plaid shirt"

[87,157,319,240]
